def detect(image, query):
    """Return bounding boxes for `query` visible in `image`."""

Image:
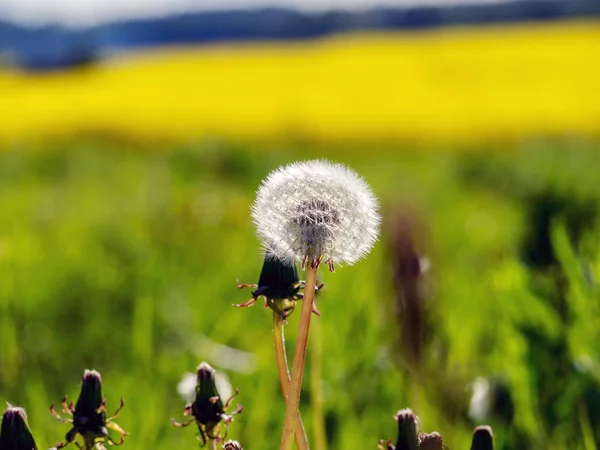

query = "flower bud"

[222,440,243,450]
[195,362,222,411]
[236,256,323,318]
[394,408,419,450]
[0,405,37,450]
[173,362,242,445]
[75,370,104,418]
[470,425,495,450]
[419,432,443,450]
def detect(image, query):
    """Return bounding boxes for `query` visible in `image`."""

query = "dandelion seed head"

[177,373,197,403]
[252,160,380,267]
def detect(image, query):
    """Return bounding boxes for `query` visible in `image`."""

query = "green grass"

[1,139,600,450]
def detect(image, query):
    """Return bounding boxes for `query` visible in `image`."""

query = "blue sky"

[0,0,504,27]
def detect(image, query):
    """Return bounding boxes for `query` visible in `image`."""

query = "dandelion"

[172,362,242,450]
[252,159,380,271]
[0,405,38,450]
[252,160,380,450]
[49,370,128,450]
[235,256,324,450]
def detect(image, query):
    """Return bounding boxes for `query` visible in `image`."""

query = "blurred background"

[1,0,600,449]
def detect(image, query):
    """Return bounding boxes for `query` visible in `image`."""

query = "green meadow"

[1,139,599,450]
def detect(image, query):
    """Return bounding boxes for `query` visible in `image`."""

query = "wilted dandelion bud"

[77,369,104,415]
[470,425,495,450]
[418,432,443,450]
[49,369,128,450]
[0,405,37,450]
[178,364,233,404]
[222,440,243,450]
[396,408,419,450]
[235,256,324,318]
[172,362,242,446]
[252,160,380,271]
[394,408,419,450]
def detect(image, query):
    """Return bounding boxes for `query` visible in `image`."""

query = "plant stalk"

[280,264,318,450]
[84,437,95,450]
[310,316,327,450]
[273,311,310,450]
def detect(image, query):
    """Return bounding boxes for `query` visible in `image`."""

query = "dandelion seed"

[252,160,380,270]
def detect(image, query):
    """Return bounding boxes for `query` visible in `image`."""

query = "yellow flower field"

[1,20,599,145]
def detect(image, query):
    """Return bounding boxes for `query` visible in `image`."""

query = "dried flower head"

[252,160,380,271]
[0,405,37,450]
[222,440,243,450]
[235,256,324,318]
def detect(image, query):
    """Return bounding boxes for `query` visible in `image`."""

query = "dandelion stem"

[280,264,318,450]
[84,437,95,450]
[273,311,310,450]
[310,317,327,450]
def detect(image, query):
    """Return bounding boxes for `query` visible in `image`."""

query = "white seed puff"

[251,159,380,268]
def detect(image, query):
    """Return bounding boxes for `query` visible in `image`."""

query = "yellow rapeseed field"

[1,20,599,145]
